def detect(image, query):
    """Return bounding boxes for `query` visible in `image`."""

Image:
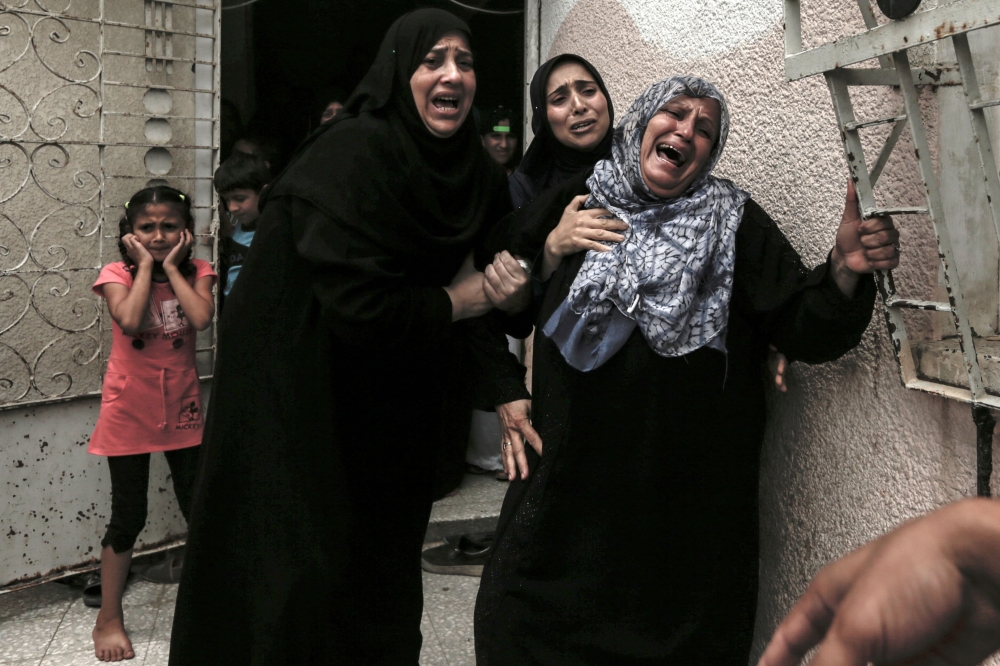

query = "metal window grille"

[784,0,1000,494]
[0,0,221,410]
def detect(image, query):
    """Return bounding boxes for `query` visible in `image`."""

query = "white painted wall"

[1,394,202,588]
[537,1,1000,662]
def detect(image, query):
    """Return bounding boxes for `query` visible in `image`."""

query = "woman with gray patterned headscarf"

[474,76,900,664]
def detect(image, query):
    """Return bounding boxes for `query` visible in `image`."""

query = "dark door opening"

[220,0,524,172]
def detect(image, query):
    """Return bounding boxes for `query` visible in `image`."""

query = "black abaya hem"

[474,175,875,665]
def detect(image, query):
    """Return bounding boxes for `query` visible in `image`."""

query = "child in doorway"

[89,186,216,662]
[214,151,270,309]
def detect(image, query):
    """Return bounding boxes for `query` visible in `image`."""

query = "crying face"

[639,95,720,199]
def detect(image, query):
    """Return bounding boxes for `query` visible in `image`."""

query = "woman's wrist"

[444,285,462,321]
[540,240,561,281]
[830,246,860,297]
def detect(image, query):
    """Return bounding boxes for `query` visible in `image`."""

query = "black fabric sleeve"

[464,313,531,410]
[289,196,453,351]
[475,172,593,339]
[733,200,876,364]
[480,170,592,263]
[459,174,598,407]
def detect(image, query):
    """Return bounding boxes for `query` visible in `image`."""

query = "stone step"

[424,472,508,543]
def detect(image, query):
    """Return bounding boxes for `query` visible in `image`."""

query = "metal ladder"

[784,0,1000,493]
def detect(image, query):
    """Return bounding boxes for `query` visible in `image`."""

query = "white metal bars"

[785,0,1000,81]
[0,0,222,410]
[784,0,1000,410]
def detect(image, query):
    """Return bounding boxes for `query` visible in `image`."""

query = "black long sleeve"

[732,200,876,364]
[464,314,531,410]
[290,197,454,351]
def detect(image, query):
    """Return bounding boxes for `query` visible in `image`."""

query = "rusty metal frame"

[785,0,1000,409]
[785,0,1000,81]
[785,0,1000,495]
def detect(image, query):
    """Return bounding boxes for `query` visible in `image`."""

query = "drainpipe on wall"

[973,406,994,496]
[523,0,541,146]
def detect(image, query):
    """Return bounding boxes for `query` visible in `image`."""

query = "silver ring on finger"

[502,441,511,451]
[892,243,901,253]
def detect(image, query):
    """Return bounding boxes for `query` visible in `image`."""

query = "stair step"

[424,473,507,543]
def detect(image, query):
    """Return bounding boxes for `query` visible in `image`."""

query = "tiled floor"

[0,571,479,665]
[0,578,174,666]
[0,472,501,666]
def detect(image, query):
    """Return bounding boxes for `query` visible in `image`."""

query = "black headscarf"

[510,54,614,207]
[263,8,504,260]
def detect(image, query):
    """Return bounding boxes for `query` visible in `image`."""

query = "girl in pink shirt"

[89,186,216,662]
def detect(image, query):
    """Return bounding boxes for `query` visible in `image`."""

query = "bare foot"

[93,613,135,661]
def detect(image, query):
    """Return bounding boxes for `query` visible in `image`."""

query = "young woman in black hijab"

[422,55,617,576]
[169,10,523,665]
[508,54,614,209]
[494,54,621,481]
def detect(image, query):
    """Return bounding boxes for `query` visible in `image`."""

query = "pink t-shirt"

[89,259,217,456]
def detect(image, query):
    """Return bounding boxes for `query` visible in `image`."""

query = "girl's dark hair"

[118,185,196,278]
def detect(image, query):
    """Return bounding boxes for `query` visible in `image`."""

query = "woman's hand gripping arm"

[445,252,494,322]
[484,251,531,314]
[162,229,215,331]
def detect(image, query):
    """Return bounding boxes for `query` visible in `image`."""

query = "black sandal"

[141,554,183,584]
[421,532,495,577]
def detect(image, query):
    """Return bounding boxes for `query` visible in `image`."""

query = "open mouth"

[432,95,460,112]
[656,143,686,167]
[570,119,596,132]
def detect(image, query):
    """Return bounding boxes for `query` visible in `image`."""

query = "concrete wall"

[538,0,1000,661]
[1,396,194,587]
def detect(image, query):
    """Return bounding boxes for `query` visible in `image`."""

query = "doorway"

[220,0,524,171]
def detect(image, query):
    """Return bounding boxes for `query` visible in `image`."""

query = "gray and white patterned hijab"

[542,75,750,372]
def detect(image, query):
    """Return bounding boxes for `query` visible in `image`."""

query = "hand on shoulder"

[540,194,627,280]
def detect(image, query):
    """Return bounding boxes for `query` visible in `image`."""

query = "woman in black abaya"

[475,76,900,664]
[425,54,618,575]
[170,10,516,665]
